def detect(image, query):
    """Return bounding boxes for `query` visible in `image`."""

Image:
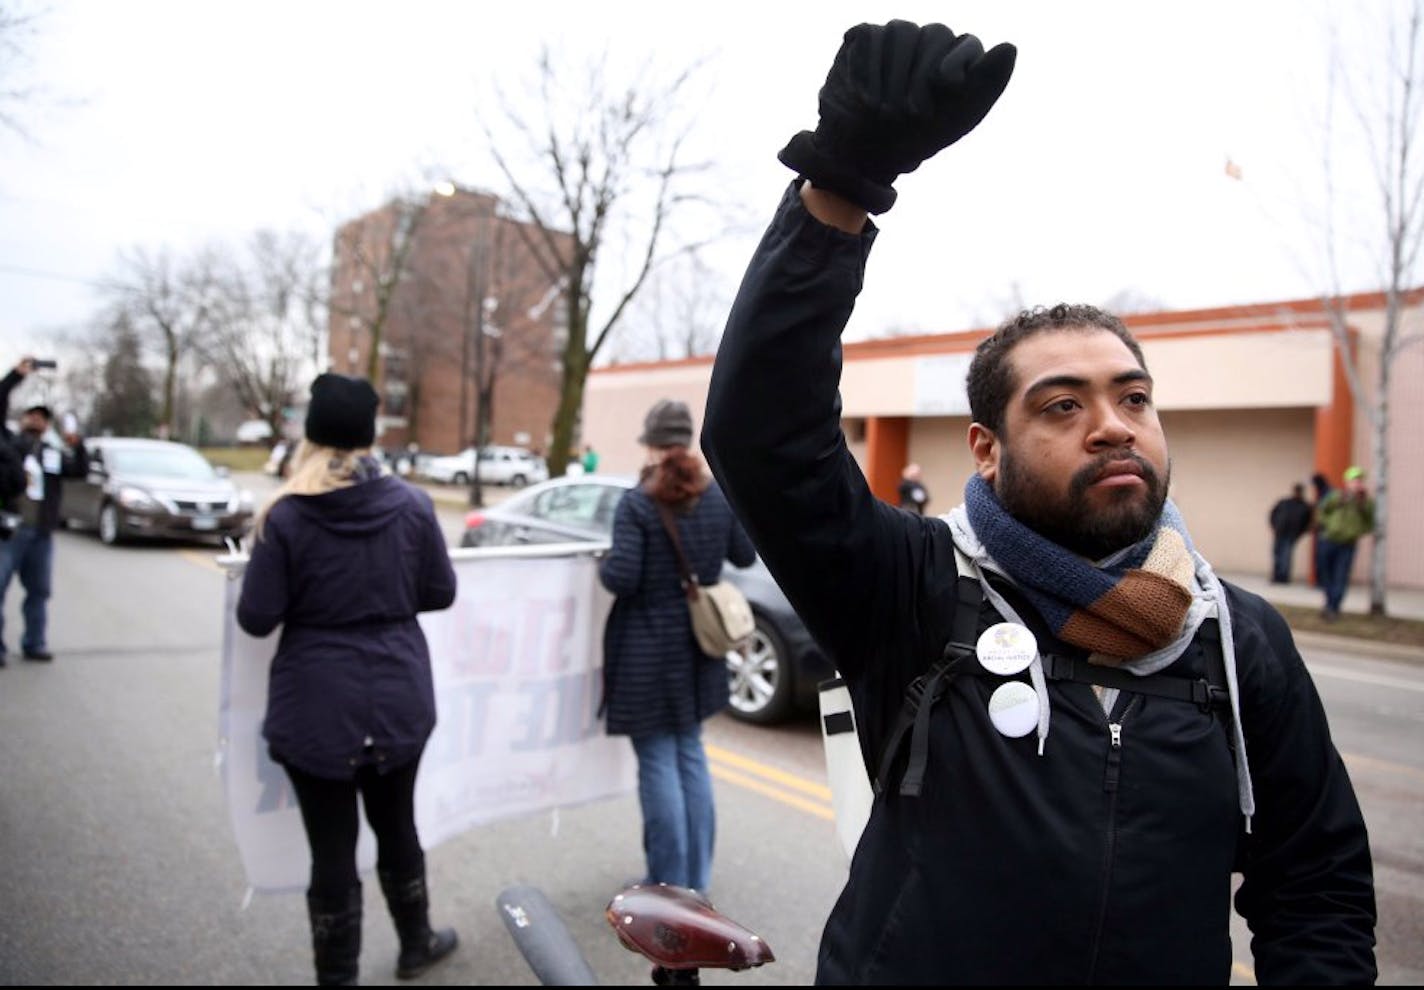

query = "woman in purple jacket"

[237,373,459,987]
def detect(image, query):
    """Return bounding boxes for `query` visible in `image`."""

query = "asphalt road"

[0,476,1419,986]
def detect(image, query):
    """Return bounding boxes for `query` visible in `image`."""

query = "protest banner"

[216,543,637,895]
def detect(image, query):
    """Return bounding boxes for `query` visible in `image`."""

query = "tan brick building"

[585,289,1424,590]
[327,186,570,457]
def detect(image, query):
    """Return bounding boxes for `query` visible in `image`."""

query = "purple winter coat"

[236,474,457,780]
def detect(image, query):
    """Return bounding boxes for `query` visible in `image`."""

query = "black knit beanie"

[637,398,694,448]
[304,373,379,450]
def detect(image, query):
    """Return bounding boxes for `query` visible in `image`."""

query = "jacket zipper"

[1086,693,1141,980]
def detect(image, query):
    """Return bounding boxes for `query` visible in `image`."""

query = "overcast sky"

[0,0,1403,364]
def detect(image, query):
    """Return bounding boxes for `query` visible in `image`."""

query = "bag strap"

[876,544,1232,798]
[654,501,699,602]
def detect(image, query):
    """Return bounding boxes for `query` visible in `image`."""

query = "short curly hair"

[966,303,1147,435]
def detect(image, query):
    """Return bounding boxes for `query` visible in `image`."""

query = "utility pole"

[468,210,503,509]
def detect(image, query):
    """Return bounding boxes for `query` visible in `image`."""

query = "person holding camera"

[0,357,87,665]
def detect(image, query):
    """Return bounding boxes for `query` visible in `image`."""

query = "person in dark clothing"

[598,398,755,896]
[1309,471,1333,587]
[237,373,459,986]
[896,462,930,514]
[701,19,1375,986]
[1267,482,1313,583]
[0,357,87,665]
[1316,465,1376,622]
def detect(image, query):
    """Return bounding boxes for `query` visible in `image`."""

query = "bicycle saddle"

[604,882,775,972]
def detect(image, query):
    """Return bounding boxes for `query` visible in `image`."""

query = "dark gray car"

[62,437,256,547]
[459,474,832,724]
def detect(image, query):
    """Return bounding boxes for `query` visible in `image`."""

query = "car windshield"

[106,446,218,480]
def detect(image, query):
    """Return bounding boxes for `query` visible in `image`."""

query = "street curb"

[1289,629,1424,664]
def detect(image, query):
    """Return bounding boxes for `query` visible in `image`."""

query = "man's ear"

[968,422,1000,484]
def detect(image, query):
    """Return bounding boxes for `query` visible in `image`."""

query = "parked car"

[459,473,833,724]
[424,445,549,488]
[62,437,256,547]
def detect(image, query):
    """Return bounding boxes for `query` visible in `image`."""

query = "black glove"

[778,19,1017,214]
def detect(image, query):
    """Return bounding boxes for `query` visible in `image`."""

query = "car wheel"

[452,471,469,486]
[510,473,527,488]
[98,503,123,546]
[725,613,796,725]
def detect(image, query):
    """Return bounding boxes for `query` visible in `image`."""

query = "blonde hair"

[253,440,376,540]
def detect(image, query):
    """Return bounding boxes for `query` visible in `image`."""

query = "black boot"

[378,868,458,979]
[307,884,362,986]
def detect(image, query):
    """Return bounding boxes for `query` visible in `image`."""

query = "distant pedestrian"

[1267,482,1313,584]
[1309,471,1332,588]
[237,373,459,985]
[582,444,600,475]
[1316,465,1376,622]
[0,357,87,666]
[897,463,930,514]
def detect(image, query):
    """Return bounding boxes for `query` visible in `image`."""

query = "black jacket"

[598,481,755,737]
[236,474,457,780]
[0,369,87,532]
[1269,495,1313,541]
[702,183,1376,985]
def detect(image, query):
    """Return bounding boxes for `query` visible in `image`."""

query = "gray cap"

[638,398,694,448]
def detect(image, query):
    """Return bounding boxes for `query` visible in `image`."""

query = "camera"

[32,359,57,370]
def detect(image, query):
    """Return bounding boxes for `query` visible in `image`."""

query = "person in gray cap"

[238,373,460,986]
[597,397,755,907]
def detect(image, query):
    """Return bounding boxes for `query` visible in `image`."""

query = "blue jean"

[631,726,716,893]
[0,525,53,654]
[1318,538,1358,614]
[1270,534,1298,583]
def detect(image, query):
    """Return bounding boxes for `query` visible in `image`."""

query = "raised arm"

[701,20,1015,677]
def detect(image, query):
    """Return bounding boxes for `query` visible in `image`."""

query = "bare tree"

[1315,0,1424,615]
[109,246,219,441]
[327,194,427,385]
[200,230,329,440]
[0,1,42,142]
[479,45,724,475]
[611,251,728,363]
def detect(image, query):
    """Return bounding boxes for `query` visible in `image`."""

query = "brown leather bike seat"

[604,882,775,972]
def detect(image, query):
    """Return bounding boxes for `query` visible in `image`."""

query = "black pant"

[1270,533,1298,583]
[281,757,426,901]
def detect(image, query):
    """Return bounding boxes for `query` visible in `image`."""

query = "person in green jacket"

[1316,465,1376,620]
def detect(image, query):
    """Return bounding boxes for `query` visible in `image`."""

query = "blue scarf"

[964,474,1197,661]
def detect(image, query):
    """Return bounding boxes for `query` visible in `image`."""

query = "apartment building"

[327,186,569,456]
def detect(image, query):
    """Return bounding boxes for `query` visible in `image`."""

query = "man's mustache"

[1070,452,1159,498]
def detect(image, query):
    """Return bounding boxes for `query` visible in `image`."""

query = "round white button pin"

[988,680,1039,738]
[976,622,1038,676]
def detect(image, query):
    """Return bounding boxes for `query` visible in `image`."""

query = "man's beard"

[996,449,1170,561]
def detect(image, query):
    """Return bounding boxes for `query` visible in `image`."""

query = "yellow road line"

[709,762,835,820]
[178,549,224,573]
[705,744,833,801]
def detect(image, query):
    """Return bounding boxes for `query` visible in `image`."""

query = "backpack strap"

[875,543,1232,799]
[876,549,982,797]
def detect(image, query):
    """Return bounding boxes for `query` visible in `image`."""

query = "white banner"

[217,544,637,895]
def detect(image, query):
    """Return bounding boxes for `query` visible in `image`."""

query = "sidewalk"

[1216,571,1424,622]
